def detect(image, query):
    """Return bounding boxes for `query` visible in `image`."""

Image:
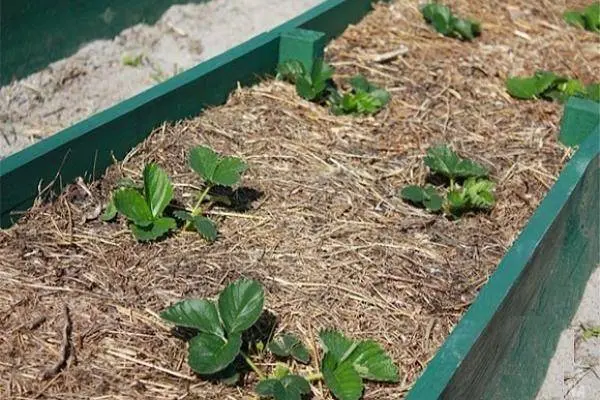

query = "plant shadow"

[209,186,263,212]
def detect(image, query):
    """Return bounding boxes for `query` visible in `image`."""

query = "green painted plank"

[406,127,599,400]
[0,0,377,227]
[559,97,600,146]
[279,28,326,72]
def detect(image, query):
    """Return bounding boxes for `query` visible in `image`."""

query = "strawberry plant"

[330,75,390,115]
[277,58,334,101]
[400,145,495,217]
[564,3,600,32]
[102,146,247,242]
[506,71,599,103]
[421,3,481,41]
[161,279,399,400]
[107,163,176,241]
[174,146,247,241]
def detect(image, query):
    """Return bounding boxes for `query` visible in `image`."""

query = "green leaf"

[349,75,376,92]
[296,74,317,100]
[424,145,460,178]
[454,158,488,179]
[322,353,363,400]
[423,185,444,212]
[312,58,334,87]
[256,379,287,399]
[354,91,383,115]
[276,60,306,83]
[212,156,247,187]
[218,279,265,334]
[319,330,356,363]
[268,333,310,364]
[424,145,487,179]
[446,189,468,216]
[193,216,218,241]
[256,375,311,400]
[187,332,242,375]
[345,340,399,382]
[451,18,480,40]
[189,146,219,183]
[463,178,495,209]
[143,163,173,218]
[506,71,558,100]
[113,188,154,227]
[160,299,224,337]
[584,3,600,32]
[130,217,176,241]
[101,197,118,221]
[369,88,391,106]
[422,3,452,35]
[400,185,425,203]
[173,210,193,221]
[564,11,586,28]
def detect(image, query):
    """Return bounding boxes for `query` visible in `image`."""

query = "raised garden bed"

[1,1,599,399]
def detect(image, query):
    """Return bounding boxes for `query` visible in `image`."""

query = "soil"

[1,1,599,400]
[0,0,324,159]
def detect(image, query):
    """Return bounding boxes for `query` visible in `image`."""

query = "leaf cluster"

[564,3,600,32]
[277,60,391,116]
[277,59,334,101]
[330,75,391,116]
[506,71,600,103]
[421,3,481,41]
[161,279,399,400]
[103,145,246,241]
[400,145,495,217]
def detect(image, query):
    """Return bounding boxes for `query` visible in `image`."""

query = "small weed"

[421,3,481,41]
[122,53,144,67]
[582,325,600,339]
[161,279,399,400]
[564,3,600,33]
[400,145,495,217]
[506,71,599,103]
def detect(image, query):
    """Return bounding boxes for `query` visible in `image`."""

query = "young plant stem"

[306,372,323,382]
[183,184,212,230]
[240,351,265,380]
[449,177,456,191]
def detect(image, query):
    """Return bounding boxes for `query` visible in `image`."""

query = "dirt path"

[0,0,323,159]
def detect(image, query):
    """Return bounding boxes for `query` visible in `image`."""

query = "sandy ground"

[0,0,324,159]
[537,266,600,400]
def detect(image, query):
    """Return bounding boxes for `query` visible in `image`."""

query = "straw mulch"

[1,1,597,399]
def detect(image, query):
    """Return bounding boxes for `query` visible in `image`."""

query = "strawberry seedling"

[421,3,481,41]
[174,146,247,241]
[400,145,495,217]
[564,3,600,33]
[330,74,390,115]
[277,58,334,102]
[109,163,176,241]
[161,279,399,400]
[506,71,599,103]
